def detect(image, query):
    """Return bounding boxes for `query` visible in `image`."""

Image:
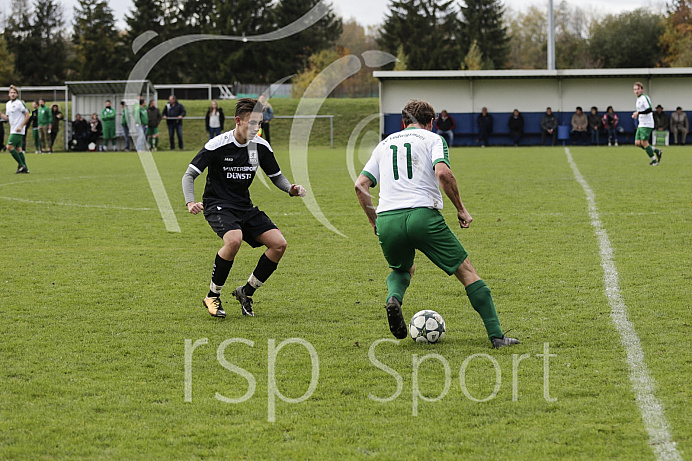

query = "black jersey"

[188,130,281,210]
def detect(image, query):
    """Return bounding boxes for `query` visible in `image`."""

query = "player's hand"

[632,111,638,119]
[15,127,21,132]
[458,210,472,228]
[289,184,306,197]
[187,201,203,214]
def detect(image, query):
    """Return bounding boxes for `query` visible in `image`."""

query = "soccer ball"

[409,310,446,343]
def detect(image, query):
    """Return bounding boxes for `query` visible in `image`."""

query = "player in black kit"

[182,98,306,318]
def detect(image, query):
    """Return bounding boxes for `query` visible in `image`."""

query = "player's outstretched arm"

[435,162,472,228]
[355,174,377,234]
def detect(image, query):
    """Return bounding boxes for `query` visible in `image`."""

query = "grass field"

[1,141,690,459]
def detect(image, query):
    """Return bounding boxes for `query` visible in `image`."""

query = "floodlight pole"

[547,0,555,70]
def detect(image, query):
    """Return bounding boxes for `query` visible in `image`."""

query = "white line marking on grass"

[565,148,681,461]
[138,150,181,233]
[0,195,155,211]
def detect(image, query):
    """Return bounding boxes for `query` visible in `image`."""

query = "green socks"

[644,145,660,160]
[465,279,503,339]
[386,270,411,304]
[18,151,26,167]
[10,148,22,166]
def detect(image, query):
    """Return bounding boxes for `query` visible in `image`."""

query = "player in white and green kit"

[1,85,31,173]
[355,99,519,348]
[632,82,662,166]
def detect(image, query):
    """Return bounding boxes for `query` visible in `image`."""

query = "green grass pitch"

[1,142,690,459]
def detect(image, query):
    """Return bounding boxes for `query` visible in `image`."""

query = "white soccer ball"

[409,310,446,343]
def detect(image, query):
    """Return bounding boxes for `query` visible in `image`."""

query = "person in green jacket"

[134,99,149,151]
[37,98,51,153]
[101,100,117,151]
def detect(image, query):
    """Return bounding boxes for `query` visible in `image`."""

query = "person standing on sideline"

[120,101,131,151]
[162,95,186,150]
[508,109,524,146]
[50,104,63,151]
[1,85,31,173]
[588,106,601,145]
[147,100,162,151]
[257,94,273,144]
[205,100,225,140]
[30,101,41,153]
[182,98,306,318]
[355,99,519,348]
[540,107,558,146]
[134,99,149,151]
[476,107,493,147]
[603,106,619,147]
[632,82,662,166]
[101,100,117,151]
[435,110,455,146]
[670,107,688,145]
[37,99,51,153]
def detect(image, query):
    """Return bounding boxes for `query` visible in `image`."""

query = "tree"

[123,0,168,81]
[461,40,483,70]
[334,19,379,96]
[0,35,18,85]
[378,0,463,70]
[460,0,509,69]
[554,1,594,68]
[590,9,664,68]
[393,45,408,70]
[506,6,547,69]
[72,0,126,80]
[267,0,343,82]
[4,0,69,84]
[659,0,692,66]
[292,48,341,97]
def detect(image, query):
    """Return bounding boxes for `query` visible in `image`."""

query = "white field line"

[138,150,181,233]
[0,195,154,211]
[565,148,681,461]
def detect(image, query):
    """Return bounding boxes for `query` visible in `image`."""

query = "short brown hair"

[634,81,644,89]
[9,85,17,92]
[402,99,435,127]
[235,97,264,118]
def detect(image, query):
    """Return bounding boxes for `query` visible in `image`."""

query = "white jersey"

[636,94,654,128]
[362,127,449,213]
[5,99,28,135]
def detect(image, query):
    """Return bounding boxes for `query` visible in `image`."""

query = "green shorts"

[376,207,468,275]
[635,127,653,141]
[147,127,159,136]
[103,124,116,140]
[7,133,23,147]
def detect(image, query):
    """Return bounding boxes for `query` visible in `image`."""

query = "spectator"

[602,106,619,147]
[508,109,524,146]
[134,99,149,151]
[588,106,601,145]
[37,98,51,153]
[257,94,274,144]
[88,113,102,150]
[205,99,225,140]
[476,107,493,147]
[30,101,41,154]
[121,101,131,151]
[670,106,689,145]
[540,107,558,146]
[101,100,117,151]
[49,104,63,152]
[653,105,669,132]
[147,100,162,151]
[571,106,588,145]
[70,114,89,151]
[162,95,186,150]
[435,110,455,146]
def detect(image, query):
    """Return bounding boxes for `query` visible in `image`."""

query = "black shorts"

[204,206,278,248]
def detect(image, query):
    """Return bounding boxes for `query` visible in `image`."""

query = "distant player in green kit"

[355,99,519,348]
[101,100,117,151]
[1,85,31,173]
[632,82,662,166]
